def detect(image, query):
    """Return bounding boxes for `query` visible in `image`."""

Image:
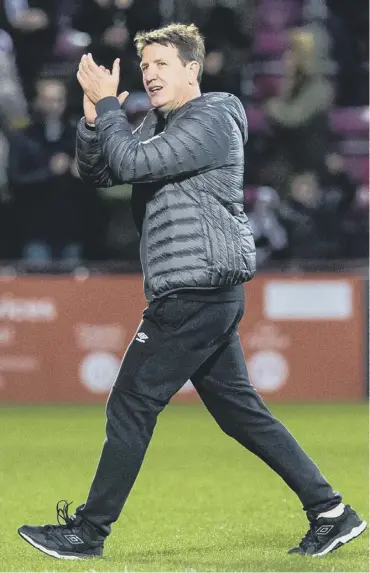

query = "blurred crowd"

[0,0,368,268]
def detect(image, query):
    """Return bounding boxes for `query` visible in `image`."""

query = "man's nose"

[145,68,158,83]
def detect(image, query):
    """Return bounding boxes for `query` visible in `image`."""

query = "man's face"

[140,43,193,114]
[291,173,318,207]
[36,80,67,118]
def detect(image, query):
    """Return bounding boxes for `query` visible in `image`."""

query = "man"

[18,23,366,560]
[8,78,87,262]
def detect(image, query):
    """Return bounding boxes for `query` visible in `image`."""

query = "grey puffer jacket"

[76,92,256,301]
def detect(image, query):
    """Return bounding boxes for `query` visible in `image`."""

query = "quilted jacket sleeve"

[94,96,231,184]
[76,119,118,187]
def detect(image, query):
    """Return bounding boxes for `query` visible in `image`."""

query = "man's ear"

[188,61,199,85]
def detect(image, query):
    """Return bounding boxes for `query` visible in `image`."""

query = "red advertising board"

[0,274,365,403]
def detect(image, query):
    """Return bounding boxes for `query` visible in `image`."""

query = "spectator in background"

[168,0,254,40]
[200,4,253,96]
[8,78,89,262]
[66,0,153,122]
[168,0,254,97]
[342,182,369,259]
[279,171,327,259]
[0,28,28,259]
[318,150,364,259]
[72,0,130,68]
[248,186,288,266]
[303,0,333,76]
[71,0,159,93]
[0,109,15,259]
[0,28,28,193]
[264,29,333,195]
[319,150,356,223]
[326,0,369,106]
[0,29,28,129]
[2,1,60,100]
[280,159,360,261]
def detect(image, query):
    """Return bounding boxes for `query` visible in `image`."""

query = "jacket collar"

[154,95,205,125]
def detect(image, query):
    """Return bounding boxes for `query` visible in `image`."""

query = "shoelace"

[48,499,75,528]
[42,500,84,541]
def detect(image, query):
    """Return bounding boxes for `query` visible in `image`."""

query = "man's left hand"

[77,54,120,104]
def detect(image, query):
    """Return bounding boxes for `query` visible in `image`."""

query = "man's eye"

[158,62,166,67]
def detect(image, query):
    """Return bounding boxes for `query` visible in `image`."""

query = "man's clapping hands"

[77,54,129,125]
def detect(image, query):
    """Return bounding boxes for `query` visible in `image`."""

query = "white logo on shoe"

[64,534,84,544]
[316,525,334,535]
[135,332,148,343]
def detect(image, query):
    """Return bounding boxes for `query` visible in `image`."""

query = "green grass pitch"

[0,402,368,572]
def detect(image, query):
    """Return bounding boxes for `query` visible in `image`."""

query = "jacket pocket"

[238,220,256,281]
[228,209,256,281]
[199,214,214,266]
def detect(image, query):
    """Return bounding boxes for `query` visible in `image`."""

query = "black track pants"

[77,296,341,535]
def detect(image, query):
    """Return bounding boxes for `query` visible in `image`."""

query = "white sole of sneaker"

[18,531,91,560]
[314,520,367,557]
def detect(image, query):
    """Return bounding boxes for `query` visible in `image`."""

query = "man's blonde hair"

[134,23,205,82]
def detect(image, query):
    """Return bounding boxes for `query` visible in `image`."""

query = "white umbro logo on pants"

[64,534,84,544]
[316,525,334,535]
[135,332,148,343]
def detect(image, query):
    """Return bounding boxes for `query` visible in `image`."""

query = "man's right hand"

[83,65,112,126]
[83,93,97,126]
[82,65,129,127]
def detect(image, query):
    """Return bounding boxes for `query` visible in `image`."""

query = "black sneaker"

[18,500,104,560]
[289,505,367,556]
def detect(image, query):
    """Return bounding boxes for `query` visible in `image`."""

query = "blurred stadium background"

[0,1,368,571]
